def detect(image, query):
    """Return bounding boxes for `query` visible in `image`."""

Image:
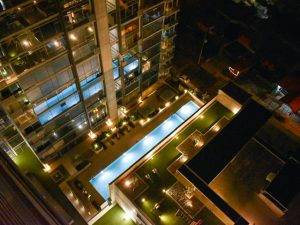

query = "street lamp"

[197,32,208,65]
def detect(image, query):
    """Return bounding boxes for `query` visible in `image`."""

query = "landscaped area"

[93,205,136,225]
[117,101,234,225]
[12,144,85,224]
[90,101,200,200]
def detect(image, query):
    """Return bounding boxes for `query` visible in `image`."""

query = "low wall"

[217,90,242,114]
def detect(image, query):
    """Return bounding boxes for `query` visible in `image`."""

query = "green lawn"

[134,102,233,224]
[93,205,136,225]
[12,144,86,225]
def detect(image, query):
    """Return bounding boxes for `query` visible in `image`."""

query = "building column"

[93,0,118,123]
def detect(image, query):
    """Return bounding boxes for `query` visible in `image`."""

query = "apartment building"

[0,0,179,163]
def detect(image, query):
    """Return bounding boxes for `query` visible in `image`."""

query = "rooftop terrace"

[182,99,271,183]
[265,158,300,209]
[116,100,234,225]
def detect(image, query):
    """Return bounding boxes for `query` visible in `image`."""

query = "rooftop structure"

[83,84,299,225]
[181,99,271,183]
[260,158,300,215]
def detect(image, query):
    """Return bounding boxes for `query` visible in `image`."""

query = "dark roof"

[221,82,251,105]
[265,159,300,208]
[183,100,271,183]
[223,41,255,61]
[292,148,300,163]
[179,166,249,225]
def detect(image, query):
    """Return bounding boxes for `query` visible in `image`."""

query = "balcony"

[119,0,138,23]
[10,38,66,75]
[68,24,94,48]
[142,33,161,51]
[163,14,178,29]
[143,4,164,25]
[64,4,92,30]
[106,0,116,13]
[164,6,179,17]
[1,93,32,119]
[0,2,57,39]
[142,18,163,37]
[142,0,163,10]
[162,29,176,40]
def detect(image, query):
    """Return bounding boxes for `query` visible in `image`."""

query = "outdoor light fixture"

[124,180,131,187]
[88,130,97,139]
[22,40,30,47]
[165,102,170,107]
[68,192,73,198]
[87,26,93,32]
[233,107,240,114]
[214,126,220,132]
[141,198,146,202]
[200,115,204,119]
[138,97,143,103]
[53,40,60,47]
[69,34,77,41]
[78,124,83,129]
[181,155,188,163]
[43,164,51,173]
[175,96,179,100]
[106,119,113,127]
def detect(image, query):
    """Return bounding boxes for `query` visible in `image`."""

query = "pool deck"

[116,100,234,225]
[67,94,195,206]
[90,101,200,200]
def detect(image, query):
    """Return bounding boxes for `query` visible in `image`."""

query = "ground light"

[138,96,143,103]
[159,214,172,223]
[181,155,188,163]
[124,180,131,187]
[88,130,97,139]
[43,164,51,173]
[106,119,113,127]
[214,125,220,132]
[232,107,240,114]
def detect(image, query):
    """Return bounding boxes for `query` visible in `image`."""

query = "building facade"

[0,0,179,163]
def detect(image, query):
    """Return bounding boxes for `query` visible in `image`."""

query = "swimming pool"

[90,100,200,200]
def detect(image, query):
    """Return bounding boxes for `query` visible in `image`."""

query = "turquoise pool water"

[90,100,200,200]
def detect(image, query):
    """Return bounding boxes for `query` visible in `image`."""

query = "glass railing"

[143,5,164,25]
[10,39,66,75]
[142,0,163,10]
[63,4,92,30]
[0,3,58,39]
[143,18,163,37]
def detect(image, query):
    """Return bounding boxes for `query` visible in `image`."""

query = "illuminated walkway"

[90,101,200,200]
